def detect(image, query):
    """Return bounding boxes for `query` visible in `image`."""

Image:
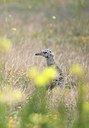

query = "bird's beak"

[35,52,42,56]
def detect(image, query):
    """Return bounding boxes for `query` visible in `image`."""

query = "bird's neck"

[46,56,55,66]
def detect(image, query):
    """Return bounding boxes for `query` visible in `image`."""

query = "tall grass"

[0,73,89,128]
[0,1,89,128]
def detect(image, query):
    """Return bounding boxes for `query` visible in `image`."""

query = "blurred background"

[0,1,89,128]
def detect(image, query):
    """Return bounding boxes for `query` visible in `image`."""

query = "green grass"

[0,0,89,128]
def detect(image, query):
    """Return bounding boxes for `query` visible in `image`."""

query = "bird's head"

[35,49,54,58]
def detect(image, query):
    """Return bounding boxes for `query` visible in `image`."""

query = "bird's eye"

[43,52,47,54]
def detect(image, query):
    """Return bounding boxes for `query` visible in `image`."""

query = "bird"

[35,49,64,90]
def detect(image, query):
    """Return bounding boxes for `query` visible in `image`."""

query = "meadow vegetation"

[0,0,89,128]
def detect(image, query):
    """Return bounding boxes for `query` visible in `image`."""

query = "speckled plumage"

[35,49,64,89]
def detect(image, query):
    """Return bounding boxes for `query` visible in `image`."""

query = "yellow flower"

[0,38,12,53]
[27,66,58,87]
[35,75,47,87]
[42,66,58,80]
[70,64,84,76]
